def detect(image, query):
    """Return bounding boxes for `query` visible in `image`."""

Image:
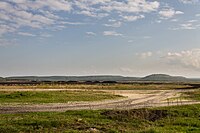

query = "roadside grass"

[0,83,190,90]
[0,91,123,104]
[0,104,199,132]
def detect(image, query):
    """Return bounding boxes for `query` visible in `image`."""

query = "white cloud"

[108,19,117,22]
[18,32,36,37]
[0,24,16,36]
[159,8,184,19]
[100,0,159,13]
[171,19,178,22]
[104,21,122,28]
[121,15,145,22]
[61,21,87,25]
[73,0,159,21]
[0,0,194,41]
[0,0,161,38]
[179,0,199,4]
[175,11,184,15]
[170,19,199,30]
[187,20,198,23]
[196,14,200,17]
[143,36,152,39]
[180,23,197,30]
[77,10,109,18]
[164,49,200,70]
[159,9,175,18]
[74,0,160,14]
[86,32,96,36]
[156,20,162,23]
[7,0,72,11]
[0,0,71,36]
[103,31,123,36]
[128,40,133,43]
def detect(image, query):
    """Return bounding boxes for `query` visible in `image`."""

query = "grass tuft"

[0,104,199,132]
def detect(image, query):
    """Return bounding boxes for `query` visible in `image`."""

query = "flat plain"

[0,82,199,132]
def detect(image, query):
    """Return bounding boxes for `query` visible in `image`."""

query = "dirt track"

[0,89,200,114]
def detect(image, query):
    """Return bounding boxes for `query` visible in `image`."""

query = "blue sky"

[0,0,200,77]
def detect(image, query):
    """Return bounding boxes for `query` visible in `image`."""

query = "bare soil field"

[0,89,199,114]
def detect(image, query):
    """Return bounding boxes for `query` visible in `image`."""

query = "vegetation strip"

[183,89,200,101]
[0,104,199,132]
[0,83,192,90]
[0,91,123,104]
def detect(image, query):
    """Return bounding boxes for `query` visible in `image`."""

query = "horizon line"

[1,73,200,79]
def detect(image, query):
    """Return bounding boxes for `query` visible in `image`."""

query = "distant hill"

[6,76,139,82]
[0,77,4,81]
[141,74,188,81]
[3,74,199,82]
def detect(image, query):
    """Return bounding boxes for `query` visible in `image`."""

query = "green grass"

[0,104,200,132]
[183,89,200,101]
[0,91,123,104]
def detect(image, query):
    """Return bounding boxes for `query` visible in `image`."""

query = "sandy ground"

[0,89,200,114]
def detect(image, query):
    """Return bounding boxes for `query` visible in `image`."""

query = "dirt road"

[0,89,200,113]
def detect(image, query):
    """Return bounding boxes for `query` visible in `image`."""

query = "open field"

[0,82,196,90]
[0,104,200,132]
[0,89,200,113]
[0,91,123,104]
[0,83,200,132]
[183,89,200,101]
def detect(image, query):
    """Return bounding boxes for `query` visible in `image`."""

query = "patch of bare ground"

[0,89,200,114]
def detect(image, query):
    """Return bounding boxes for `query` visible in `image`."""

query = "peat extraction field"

[0,82,199,132]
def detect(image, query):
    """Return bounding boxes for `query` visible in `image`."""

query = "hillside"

[3,74,198,82]
[6,76,139,82]
[141,74,188,81]
[0,77,4,81]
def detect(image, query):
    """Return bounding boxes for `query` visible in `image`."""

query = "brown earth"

[0,89,200,114]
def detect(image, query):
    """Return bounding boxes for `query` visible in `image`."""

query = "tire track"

[0,89,199,114]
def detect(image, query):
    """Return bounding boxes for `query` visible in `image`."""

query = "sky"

[0,0,200,78]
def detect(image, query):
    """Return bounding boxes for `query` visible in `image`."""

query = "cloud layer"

[0,0,161,37]
[165,49,200,70]
[159,8,184,19]
[0,0,71,36]
[179,0,199,4]
[0,0,198,46]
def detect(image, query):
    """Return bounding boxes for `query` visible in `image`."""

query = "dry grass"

[0,83,189,90]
